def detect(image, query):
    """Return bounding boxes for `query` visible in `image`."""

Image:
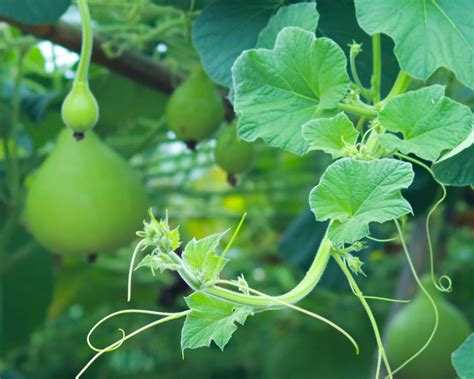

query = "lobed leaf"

[182,232,228,283]
[256,2,319,49]
[233,26,351,155]
[181,293,253,352]
[309,158,414,244]
[378,85,472,161]
[302,112,359,158]
[354,0,474,89]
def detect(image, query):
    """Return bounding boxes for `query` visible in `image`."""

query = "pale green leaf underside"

[256,2,319,49]
[309,158,414,244]
[302,112,359,158]
[181,292,253,351]
[232,26,351,155]
[136,254,179,273]
[355,0,474,89]
[433,126,474,186]
[182,232,228,282]
[452,333,474,379]
[378,85,472,161]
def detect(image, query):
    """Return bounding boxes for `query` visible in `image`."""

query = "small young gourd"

[25,129,147,255]
[166,66,224,147]
[214,122,255,185]
[61,82,99,140]
[385,276,471,379]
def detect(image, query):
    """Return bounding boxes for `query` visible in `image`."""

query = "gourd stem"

[75,0,93,84]
[175,227,333,309]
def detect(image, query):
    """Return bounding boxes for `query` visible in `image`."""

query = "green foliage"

[233,27,350,155]
[309,158,414,244]
[378,85,472,161]
[452,334,474,379]
[433,128,474,186]
[182,232,228,284]
[355,0,474,89]
[181,292,253,352]
[0,0,70,24]
[192,0,281,87]
[302,112,359,158]
[256,2,319,49]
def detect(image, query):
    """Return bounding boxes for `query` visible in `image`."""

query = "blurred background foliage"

[0,1,473,378]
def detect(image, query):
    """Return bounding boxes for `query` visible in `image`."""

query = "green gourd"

[386,276,471,379]
[25,129,147,255]
[214,122,255,174]
[166,66,224,143]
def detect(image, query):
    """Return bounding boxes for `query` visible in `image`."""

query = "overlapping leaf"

[302,113,359,158]
[309,158,414,244]
[378,85,472,161]
[433,127,474,186]
[0,0,70,24]
[192,0,280,87]
[181,292,253,352]
[233,27,351,155]
[256,2,319,49]
[355,0,474,89]
[452,334,474,379]
[182,232,228,283]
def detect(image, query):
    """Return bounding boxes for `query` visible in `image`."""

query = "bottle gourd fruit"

[166,66,224,146]
[25,129,147,255]
[385,276,471,379]
[214,122,255,175]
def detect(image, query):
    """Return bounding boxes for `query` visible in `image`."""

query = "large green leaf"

[354,0,474,89]
[433,127,474,186]
[0,0,70,24]
[309,158,414,244]
[452,334,474,379]
[302,112,359,158]
[378,85,472,161]
[233,27,351,155]
[192,0,281,87]
[181,292,253,352]
[256,2,319,49]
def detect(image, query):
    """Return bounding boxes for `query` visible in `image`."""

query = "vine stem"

[201,231,333,308]
[338,102,378,118]
[214,279,359,354]
[333,254,393,379]
[76,310,190,379]
[378,71,411,108]
[75,0,93,84]
[371,33,382,103]
[392,220,440,377]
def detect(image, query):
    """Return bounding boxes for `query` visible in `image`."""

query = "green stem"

[371,33,382,103]
[338,103,378,118]
[75,0,93,84]
[378,71,410,108]
[200,229,333,308]
[333,254,393,378]
[349,46,370,100]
